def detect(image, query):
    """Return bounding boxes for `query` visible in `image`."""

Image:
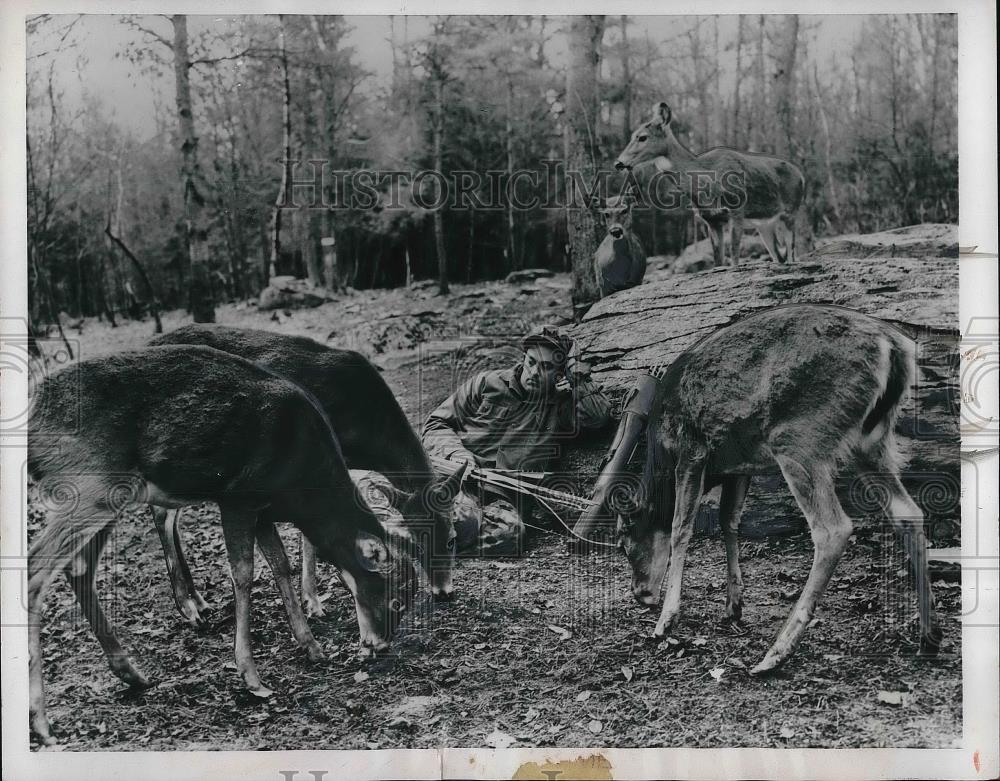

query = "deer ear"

[441,463,469,501]
[355,531,393,574]
[652,101,672,126]
[378,482,415,511]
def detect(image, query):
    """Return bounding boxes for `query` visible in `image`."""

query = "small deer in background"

[27,345,423,745]
[593,193,647,298]
[616,101,805,267]
[575,304,942,672]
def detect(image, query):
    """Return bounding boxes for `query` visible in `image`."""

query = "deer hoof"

[432,586,455,602]
[750,654,783,676]
[303,599,326,619]
[109,656,152,689]
[247,683,274,699]
[31,713,56,746]
[918,627,943,657]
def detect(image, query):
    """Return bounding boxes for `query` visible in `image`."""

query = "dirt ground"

[27,273,962,751]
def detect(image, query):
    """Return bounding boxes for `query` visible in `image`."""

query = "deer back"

[656,305,914,474]
[150,325,433,492]
[28,345,378,533]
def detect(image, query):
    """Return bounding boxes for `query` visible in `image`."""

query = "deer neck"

[662,126,698,162]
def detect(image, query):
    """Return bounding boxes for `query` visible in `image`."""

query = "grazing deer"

[573,304,942,672]
[27,345,422,745]
[616,102,805,267]
[148,325,465,623]
[593,193,648,297]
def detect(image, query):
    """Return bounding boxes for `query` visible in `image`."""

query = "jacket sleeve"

[421,373,485,464]
[560,373,612,432]
[576,375,612,430]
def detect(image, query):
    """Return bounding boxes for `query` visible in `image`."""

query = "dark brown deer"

[616,102,805,267]
[593,193,647,298]
[148,325,465,624]
[28,345,420,745]
[574,304,941,673]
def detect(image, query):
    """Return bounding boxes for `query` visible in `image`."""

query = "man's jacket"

[421,366,612,471]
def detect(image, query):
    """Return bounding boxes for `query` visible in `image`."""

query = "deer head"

[373,463,467,599]
[615,101,675,170]
[595,193,637,240]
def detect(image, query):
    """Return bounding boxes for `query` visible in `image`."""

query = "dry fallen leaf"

[779,725,795,739]
[877,690,910,707]
[547,624,573,641]
[485,728,516,749]
[575,690,592,702]
[587,719,603,735]
[524,707,540,724]
[353,671,370,684]
[621,665,634,682]
[709,667,725,682]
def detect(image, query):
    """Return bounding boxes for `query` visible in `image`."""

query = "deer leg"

[719,475,752,622]
[862,472,942,655]
[752,456,854,674]
[756,220,783,264]
[28,488,116,745]
[775,212,795,263]
[152,507,206,627]
[706,220,726,268]
[220,505,272,698]
[299,534,326,618]
[66,525,151,688]
[729,214,745,266]
[255,522,324,662]
[653,462,706,638]
[169,508,210,614]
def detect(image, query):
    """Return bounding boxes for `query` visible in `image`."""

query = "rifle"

[428,454,598,515]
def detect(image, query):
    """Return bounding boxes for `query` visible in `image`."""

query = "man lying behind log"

[421,326,612,554]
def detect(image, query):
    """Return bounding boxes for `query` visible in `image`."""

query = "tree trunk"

[620,15,632,146]
[105,223,163,333]
[504,72,517,272]
[171,15,215,323]
[810,62,842,226]
[268,15,293,282]
[566,14,605,320]
[774,14,799,158]
[732,16,745,148]
[753,15,766,151]
[433,74,449,295]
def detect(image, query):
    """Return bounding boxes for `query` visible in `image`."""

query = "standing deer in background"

[574,304,942,672]
[616,102,805,267]
[149,325,465,624]
[27,345,421,745]
[593,193,648,298]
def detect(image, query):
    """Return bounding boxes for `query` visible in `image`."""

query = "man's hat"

[522,325,573,367]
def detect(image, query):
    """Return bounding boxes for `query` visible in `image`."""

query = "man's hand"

[555,374,573,395]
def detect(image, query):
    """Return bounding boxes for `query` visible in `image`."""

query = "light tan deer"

[574,304,942,672]
[27,344,422,745]
[616,102,805,267]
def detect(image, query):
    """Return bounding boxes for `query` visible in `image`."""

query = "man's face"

[521,345,560,394]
